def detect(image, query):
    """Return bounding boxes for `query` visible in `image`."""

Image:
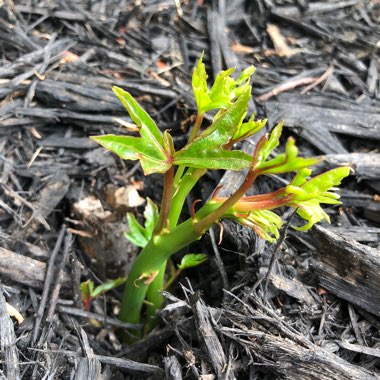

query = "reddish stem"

[194,169,259,234]
[214,188,285,203]
[155,166,175,234]
[230,195,293,212]
[188,113,204,142]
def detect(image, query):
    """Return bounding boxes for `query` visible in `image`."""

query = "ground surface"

[0,0,380,379]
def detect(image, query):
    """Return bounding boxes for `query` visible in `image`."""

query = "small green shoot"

[81,278,126,311]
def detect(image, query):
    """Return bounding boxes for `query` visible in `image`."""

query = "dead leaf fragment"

[6,302,24,324]
[73,195,112,221]
[114,186,145,209]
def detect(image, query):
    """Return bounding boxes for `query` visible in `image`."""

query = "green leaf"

[163,130,175,157]
[91,278,126,299]
[143,198,159,240]
[125,199,159,248]
[292,201,330,231]
[233,66,256,99]
[207,67,236,110]
[289,168,312,187]
[91,87,171,175]
[125,213,149,248]
[255,122,283,166]
[286,167,350,203]
[192,53,211,113]
[174,88,253,170]
[178,253,208,269]
[256,134,320,174]
[302,167,350,194]
[236,65,256,85]
[91,135,171,175]
[112,86,165,148]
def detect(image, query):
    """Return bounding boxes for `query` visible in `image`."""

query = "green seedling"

[92,55,350,340]
[81,278,126,311]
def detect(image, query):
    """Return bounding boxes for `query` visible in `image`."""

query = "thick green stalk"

[118,218,203,326]
[144,166,174,331]
[144,261,166,333]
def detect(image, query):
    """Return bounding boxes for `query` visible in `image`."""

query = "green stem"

[143,166,174,334]
[188,113,204,142]
[119,218,203,327]
[120,178,293,338]
[144,262,166,333]
[173,165,186,189]
[155,166,175,233]
[173,113,204,190]
[169,167,206,228]
[142,166,205,333]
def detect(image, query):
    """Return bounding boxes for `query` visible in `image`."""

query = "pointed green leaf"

[286,167,350,203]
[192,54,255,114]
[207,67,236,110]
[234,210,283,243]
[143,198,159,240]
[112,86,165,149]
[178,253,208,269]
[124,199,158,248]
[91,88,172,175]
[302,167,350,193]
[259,155,320,174]
[163,130,175,157]
[236,66,256,85]
[257,135,320,174]
[290,168,312,187]
[286,167,350,231]
[91,278,127,298]
[255,122,283,166]
[125,213,149,248]
[91,135,171,175]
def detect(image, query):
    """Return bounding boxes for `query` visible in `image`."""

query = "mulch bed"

[1,0,380,379]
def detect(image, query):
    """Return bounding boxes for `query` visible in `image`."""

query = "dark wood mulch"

[0,0,379,379]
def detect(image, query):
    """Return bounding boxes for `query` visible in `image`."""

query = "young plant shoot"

[92,55,350,339]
